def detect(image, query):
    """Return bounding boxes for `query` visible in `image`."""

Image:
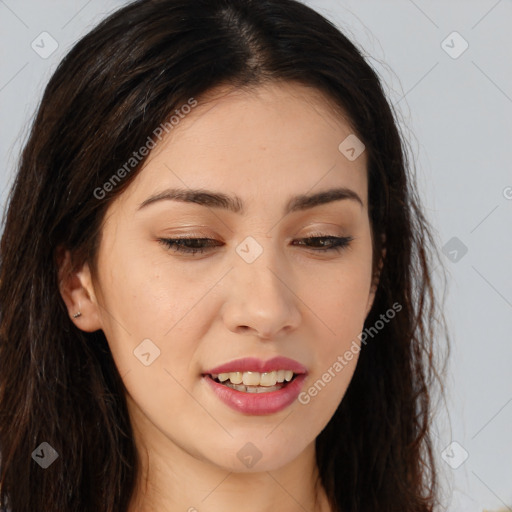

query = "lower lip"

[203,374,307,415]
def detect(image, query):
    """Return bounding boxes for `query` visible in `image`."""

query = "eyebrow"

[137,186,363,215]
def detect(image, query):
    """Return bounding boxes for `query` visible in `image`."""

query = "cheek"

[306,269,369,388]
[296,277,368,434]
[93,236,209,381]
[297,240,373,413]
[308,243,374,343]
[93,242,208,437]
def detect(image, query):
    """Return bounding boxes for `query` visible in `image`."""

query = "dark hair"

[0,0,449,510]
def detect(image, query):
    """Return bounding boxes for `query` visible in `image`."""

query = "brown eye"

[292,235,354,252]
[158,237,223,255]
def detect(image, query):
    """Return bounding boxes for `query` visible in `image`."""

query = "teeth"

[260,371,277,386]
[223,381,283,393]
[217,371,245,385]
[242,371,261,386]
[211,370,296,387]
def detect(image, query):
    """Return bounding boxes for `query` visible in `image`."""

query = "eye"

[158,234,353,256]
[291,234,354,253]
[158,237,222,255]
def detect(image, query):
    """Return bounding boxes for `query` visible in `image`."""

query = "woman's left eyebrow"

[137,186,363,215]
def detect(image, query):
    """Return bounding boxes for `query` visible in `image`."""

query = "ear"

[365,237,387,318]
[56,246,103,332]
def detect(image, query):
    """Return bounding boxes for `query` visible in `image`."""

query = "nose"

[222,242,301,340]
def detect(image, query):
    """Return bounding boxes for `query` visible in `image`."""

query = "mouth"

[205,370,299,394]
[202,356,308,414]
[202,371,307,415]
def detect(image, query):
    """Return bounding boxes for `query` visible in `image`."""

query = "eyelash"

[158,233,354,255]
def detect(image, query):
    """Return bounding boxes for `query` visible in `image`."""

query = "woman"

[0,0,448,510]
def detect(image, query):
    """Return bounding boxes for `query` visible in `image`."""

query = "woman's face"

[81,82,377,472]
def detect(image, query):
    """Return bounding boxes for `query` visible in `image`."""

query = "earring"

[73,311,82,318]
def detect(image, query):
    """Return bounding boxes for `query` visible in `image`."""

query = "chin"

[203,435,312,473]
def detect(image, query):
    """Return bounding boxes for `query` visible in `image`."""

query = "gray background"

[1,1,511,510]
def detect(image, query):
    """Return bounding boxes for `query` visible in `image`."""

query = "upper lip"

[204,356,307,375]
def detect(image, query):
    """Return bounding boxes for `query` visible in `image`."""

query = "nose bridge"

[238,230,289,276]
[225,234,300,338]
[235,234,286,299]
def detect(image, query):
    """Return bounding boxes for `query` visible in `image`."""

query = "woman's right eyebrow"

[137,186,363,216]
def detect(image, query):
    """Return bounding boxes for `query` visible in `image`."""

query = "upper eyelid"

[158,235,353,253]
[158,224,350,237]
[161,233,347,241]
[158,234,353,247]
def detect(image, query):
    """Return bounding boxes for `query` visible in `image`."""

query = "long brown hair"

[0,0,449,510]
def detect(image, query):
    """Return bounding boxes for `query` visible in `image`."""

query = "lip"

[203,373,307,415]
[203,356,307,375]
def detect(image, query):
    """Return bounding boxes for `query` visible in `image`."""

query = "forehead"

[113,81,368,212]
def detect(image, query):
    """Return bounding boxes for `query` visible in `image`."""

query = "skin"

[59,81,382,512]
